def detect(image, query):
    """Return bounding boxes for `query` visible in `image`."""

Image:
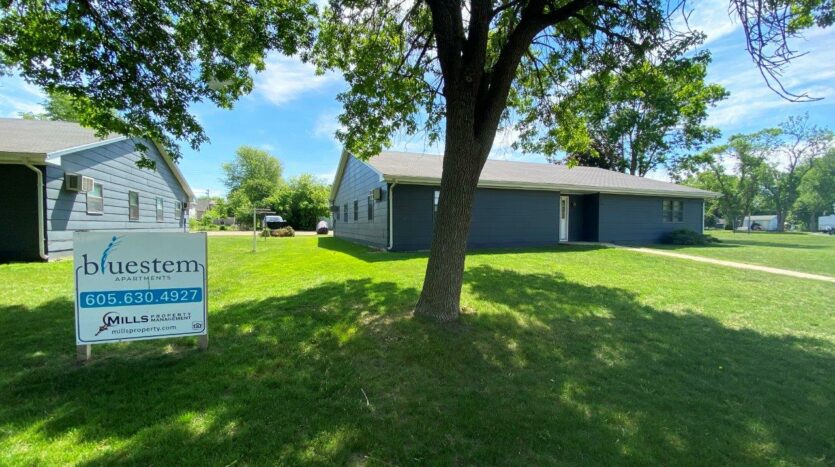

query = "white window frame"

[86,183,104,215]
[155,197,164,222]
[128,191,140,221]
[663,199,684,223]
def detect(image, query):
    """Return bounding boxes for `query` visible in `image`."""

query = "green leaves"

[269,174,331,230]
[222,145,284,207]
[313,1,441,159]
[516,41,727,176]
[0,0,316,160]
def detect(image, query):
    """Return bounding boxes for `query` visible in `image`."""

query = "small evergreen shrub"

[661,229,720,246]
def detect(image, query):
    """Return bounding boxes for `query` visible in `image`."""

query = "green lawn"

[1,237,834,465]
[653,230,835,276]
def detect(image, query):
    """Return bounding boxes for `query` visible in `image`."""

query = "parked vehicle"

[265,215,289,229]
[316,220,329,235]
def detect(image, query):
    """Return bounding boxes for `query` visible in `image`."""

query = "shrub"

[219,225,227,231]
[661,229,720,246]
[270,226,295,237]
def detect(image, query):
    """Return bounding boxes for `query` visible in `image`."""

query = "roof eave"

[45,135,128,160]
[382,175,720,199]
[149,140,195,201]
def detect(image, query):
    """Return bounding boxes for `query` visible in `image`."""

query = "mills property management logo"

[80,235,202,277]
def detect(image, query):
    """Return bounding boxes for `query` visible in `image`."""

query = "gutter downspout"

[387,181,397,250]
[24,164,48,260]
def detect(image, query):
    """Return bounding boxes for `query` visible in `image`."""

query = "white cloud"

[312,110,344,144]
[0,74,46,117]
[316,171,336,182]
[253,55,340,106]
[259,143,276,151]
[387,133,445,154]
[705,25,835,129]
[673,0,740,45]
[191,186,228,198]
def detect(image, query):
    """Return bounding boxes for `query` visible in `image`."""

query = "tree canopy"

[222,146,284,214]
[19,90,88,122]
[676,115,834,231]
[269,174,331,230]
[0,0,316,163]
[794,149,835,229]
[519,46,727,176]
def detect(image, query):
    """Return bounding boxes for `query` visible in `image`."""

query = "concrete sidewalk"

[622,246,835,284]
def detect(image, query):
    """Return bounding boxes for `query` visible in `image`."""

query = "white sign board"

[74,232,207,345]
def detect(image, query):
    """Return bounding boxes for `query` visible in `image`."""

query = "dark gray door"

[0,164,41,262]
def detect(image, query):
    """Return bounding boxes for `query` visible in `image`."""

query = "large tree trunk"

[809,211,818,232]
[776,206,786,232]
[414,106,491,322]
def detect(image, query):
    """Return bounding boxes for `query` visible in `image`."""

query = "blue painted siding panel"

[596,194,703,244]
[45,139,189,256]
[390,184,435,251]
[469,188,560,248]
[391,185,560,250]
[332,156,388,247]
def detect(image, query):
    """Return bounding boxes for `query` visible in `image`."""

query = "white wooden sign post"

[73,232,208,362]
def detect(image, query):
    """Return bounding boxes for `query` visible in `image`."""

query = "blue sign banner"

[79,288,203,308]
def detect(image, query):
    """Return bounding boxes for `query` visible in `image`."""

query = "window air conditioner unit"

[64,173,81,191]
[371,187,383,201]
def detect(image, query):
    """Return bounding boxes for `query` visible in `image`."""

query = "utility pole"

[251,207,274,253]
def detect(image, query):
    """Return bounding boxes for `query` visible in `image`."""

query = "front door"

[559,196,569,242]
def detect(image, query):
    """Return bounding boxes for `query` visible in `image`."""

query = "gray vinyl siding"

[391,185,560,251]
[596,194,703,244]
[332,156,388,248]
[44,138,188,256]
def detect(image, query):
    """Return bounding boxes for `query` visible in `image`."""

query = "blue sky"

[1,0,833,196]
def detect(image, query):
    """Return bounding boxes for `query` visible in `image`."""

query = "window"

[86,183,103,214]
[175,201,184,227]
[128,191,139,221]
[156,197,164,222]
[343,203,348,222]
[367,195,374,221]
[663,199,684,223]
[354,200,358,221]
[433,190,440,220]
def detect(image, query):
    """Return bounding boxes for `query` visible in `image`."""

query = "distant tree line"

[210,146,331,231]
[672,114,834,232]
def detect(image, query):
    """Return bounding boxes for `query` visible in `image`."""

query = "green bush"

[661,229,720,246]
[219,225,227,231]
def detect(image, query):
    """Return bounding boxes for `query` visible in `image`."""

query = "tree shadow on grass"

[0,269,833,465]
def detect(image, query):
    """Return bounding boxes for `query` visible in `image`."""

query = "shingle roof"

[0,118,194,199]
[365,151,717,198]
[0,118,121,155]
